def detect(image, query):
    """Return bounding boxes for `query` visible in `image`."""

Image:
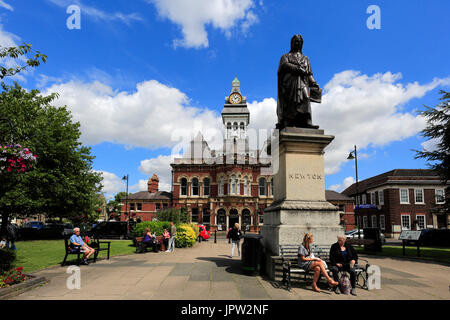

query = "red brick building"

[119,174,171,222]
[325,190,355,232]
[170,77,273,232]
[342,169,449,239]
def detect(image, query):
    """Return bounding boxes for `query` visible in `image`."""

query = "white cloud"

[329,176,355,192]
[0,1,13,11]
[44,80,222,149]
[421,137,440,153]
[96,170,126,200]
[148,0,258,48]
[47,0,142,25]
[139,154,180,192]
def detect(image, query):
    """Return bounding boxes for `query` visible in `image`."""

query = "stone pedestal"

[261,127,344,279]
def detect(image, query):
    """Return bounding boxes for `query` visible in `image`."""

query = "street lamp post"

[122,174,129,220]
[347,145,361,239]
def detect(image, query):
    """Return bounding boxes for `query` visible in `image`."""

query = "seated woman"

[140,227,157,253]
[329,235,358,295]
[298,233,338,293]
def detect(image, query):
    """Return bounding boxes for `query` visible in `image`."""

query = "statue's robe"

[277,51,314,128]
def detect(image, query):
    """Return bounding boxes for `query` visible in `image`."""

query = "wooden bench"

[135,236,160,253]
[61,236,110,266]
[280,244,332,291]
[90,236,111,261]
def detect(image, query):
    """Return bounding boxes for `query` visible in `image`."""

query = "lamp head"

[347,152,355,160]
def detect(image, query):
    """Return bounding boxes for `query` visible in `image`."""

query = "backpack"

[339,273,352,295]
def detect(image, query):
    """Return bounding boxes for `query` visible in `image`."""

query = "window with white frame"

[401,214,411,230]
[371,215,377,227]
[203,178,210,196]
[219,176,224,195]
[244,176,249,196]
[192,178,199,196]
[435,189,445,204]
[416,215,425,229]
[231,175,237,195]
[259,178,266,196]
[180,178,188,196]
[379,215,385,230]
[378,190,384,205]
[363,216,368,228]
[362,194,367,204]
[400,189,409,204]
[414,189,424,204]
[370,192,376,205]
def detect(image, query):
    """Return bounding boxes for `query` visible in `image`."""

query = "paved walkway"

[10,240,450,300]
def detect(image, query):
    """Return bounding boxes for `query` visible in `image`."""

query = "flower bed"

[0,267,26,288]
[0,144,37,173]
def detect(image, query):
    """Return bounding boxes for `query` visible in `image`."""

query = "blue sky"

[1,0,449,198]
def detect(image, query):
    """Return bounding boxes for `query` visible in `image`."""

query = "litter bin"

[241,233,263,275]
[363,227,382,252]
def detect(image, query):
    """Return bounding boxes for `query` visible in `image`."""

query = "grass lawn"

[354,245,450,264]
[14,239,136,274]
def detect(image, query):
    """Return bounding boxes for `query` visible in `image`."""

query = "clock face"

[230,93,242,104]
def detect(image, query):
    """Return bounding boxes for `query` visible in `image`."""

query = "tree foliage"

[156,207,188,224]
[0,44,102,234]
[415,90,450,213]
[0,43,47,79]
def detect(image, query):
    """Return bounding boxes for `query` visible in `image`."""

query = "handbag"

[310,252,328,269]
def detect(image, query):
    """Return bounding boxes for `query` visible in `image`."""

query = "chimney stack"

[148,174,159,193]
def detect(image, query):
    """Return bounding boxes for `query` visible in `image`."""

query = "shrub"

[175,224,197,248]
[0,249,16,274]
[132,221,171,238]
[189,223,200,238]
[156,208,188,224]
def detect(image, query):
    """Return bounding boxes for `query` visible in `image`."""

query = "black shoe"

[351,288,357,296]
[82,259,89,265]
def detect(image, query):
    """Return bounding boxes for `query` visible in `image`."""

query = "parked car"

[198,224,210,240]
[345,229,386,244]
[22,221,45,229]
[88,221,128,239]
[63,223,74,236]
[39,223,66,239]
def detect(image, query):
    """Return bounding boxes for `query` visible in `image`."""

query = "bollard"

[214,230,217,243]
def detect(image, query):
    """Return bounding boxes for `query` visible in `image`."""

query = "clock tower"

[222,76,250,141]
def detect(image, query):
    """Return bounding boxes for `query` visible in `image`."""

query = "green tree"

[107,191,129,220]
[415,90,450,214]
[0,84,102,233]
[156,207,188,224]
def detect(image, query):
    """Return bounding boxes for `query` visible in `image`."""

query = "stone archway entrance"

[217,209,226,231]
[228,209,239,230]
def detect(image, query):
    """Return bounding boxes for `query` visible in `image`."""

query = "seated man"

[70,227,95,265]
[329,235,358,296]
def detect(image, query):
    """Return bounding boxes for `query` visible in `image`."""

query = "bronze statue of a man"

[276,34,322,130]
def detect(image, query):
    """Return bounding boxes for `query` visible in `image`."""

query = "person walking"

[229,223,242,258]
[166,222,177,252]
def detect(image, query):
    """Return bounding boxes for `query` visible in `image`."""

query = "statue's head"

[290,34,303,53]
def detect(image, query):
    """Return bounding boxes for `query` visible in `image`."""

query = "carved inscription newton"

[288,173,322,180]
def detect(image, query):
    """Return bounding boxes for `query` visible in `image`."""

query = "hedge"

[131,221,198,248]
[0,249,16,274]
[175,224,197,248]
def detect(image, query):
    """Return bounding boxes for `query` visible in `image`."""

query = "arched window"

[231,175,236,194]
[242,209,251,229]
[219,176,224,195]
[180,178,187,196]
[244,176,248,196]
[203,178,210,196]
[227,122,232,138]
[217,209,226,227]
[259,177,266,196]
[240,122,245,138]
[192,178,199,196]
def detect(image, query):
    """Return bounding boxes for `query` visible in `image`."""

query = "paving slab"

[6,241,450,300]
